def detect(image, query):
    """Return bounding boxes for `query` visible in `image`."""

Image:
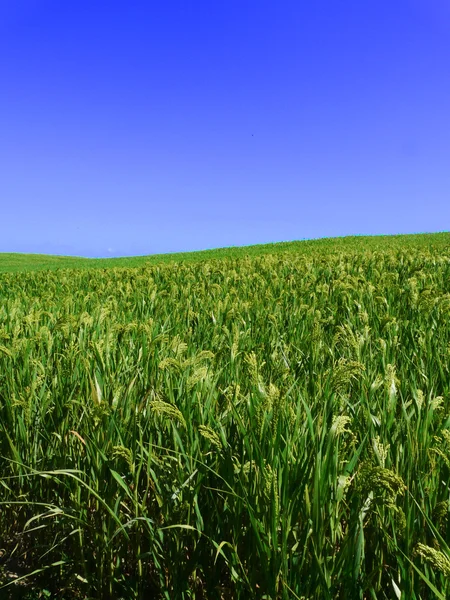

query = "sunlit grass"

[1,231,449,272]
[1,232,450,598]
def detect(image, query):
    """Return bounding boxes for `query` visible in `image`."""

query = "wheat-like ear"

[415,543,450,576]
[111,445,134,473]
[187,365,209,390]
[385,363,399,397]
[158,357,182,371]
[149,399,186,427]
[372,435,390,467]
[198,425,222,450]
[432,501,449,530]
[430,395,444,411]
[170,334,188,357]
[357,465,406,508]
[184,350,214,368]
[327,358,365,394]
[331,415,351,437]
[244,351,259,384]
[415,388,424,409]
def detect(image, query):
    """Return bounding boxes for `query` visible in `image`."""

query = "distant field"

[1,231,450,272]
[1,231,450,599]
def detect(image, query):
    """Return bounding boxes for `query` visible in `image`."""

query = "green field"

[1,232,450,598]
[2,231,449,273]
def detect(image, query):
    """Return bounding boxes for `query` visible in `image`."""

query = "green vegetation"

[1,231,450,598]
[1,231,449,272]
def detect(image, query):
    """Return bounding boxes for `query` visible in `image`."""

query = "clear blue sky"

[1,0,449,257]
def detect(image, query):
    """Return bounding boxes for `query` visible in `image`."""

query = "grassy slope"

[2,229,450,597]
[1,231,449,272]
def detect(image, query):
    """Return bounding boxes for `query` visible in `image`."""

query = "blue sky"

[1,0,449,257]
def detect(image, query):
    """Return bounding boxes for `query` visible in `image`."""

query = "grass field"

[1,232,449,273]
[1,232,450,598]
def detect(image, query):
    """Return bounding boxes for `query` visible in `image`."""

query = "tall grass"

[1,237,450,598]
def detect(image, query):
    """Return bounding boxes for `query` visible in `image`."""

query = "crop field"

[1,233,450,599]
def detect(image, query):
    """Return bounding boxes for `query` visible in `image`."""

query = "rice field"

[1,233,450,598]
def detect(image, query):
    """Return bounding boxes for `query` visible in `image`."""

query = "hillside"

[1,231,449,272]
[1,230,450,598]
